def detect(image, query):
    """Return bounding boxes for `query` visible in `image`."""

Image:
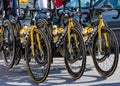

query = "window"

[81,0,100,8]
[116,0,120,8]
[65,0,100,8]
[66,0,80,8]
[103,0,120,8]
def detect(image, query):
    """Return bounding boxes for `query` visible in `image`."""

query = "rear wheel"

[2,20,15,68]
[92,28,119,77]
[25,28,51,83]
[37,19,52,41]
[64,27,86,79]
[12,22,22,65]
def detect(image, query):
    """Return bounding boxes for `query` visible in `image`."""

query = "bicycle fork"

[30,26,43,57]
[98,14,109,53]
[67,18,78,54]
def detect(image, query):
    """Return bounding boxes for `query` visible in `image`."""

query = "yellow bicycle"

[81,0,119,77]
[35,1,86,80]
[2,6,51,83]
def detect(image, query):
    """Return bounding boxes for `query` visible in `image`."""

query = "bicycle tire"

[25,28,51,83]
[64,27,86,79]
[12,22,22,65]
[92,28,119,77]
[1,19,15,68]
[37,19,52,41]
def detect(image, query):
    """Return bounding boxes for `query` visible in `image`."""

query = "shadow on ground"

[0,54,119,86]
[0,62,107,86]
[90,83,120,86]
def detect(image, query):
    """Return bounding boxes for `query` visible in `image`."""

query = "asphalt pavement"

[0,53,120,86]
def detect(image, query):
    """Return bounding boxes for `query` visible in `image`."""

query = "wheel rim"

[2,22,15,67]
[64,28,86,79]
[93,29,118,76]
[26,29,50,82]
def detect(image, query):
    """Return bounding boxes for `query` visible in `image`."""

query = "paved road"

[0,53,120,86]
[0,1,120,86]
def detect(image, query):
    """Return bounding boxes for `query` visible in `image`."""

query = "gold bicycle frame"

[67,18,78,54]
[82,13,109,53]
[30,25,43,56]
[98,13,109,53]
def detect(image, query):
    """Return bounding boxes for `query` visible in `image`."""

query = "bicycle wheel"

[12,22,22,65]
[73,18,81,29]
[25,28,51,83]
[92,28,119,77]
[37,19,52,41]
[64,27,86,79]
[1,20,15,68]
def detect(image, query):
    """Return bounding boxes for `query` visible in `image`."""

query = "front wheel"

[64,27,86,79]
[1,20,15,68]
[25,28,51,83]
[92,28,119,77]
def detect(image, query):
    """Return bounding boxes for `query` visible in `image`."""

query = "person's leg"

[4,0,9,19]
[13,0,17,17]
[38,0,43,9]
[43,0,48,8]
[0,0,1,9]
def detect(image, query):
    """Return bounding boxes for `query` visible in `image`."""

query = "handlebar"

[85,5,120,20]
[18,6,51,20]
[29,8,51,13]
[58,10,81,17]
[29,8,52,19]
[93,8,120,19]
[82,5,117,22]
